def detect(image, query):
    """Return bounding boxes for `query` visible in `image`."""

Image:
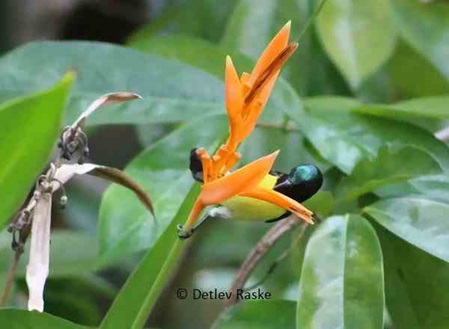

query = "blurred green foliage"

[0,0,448,328]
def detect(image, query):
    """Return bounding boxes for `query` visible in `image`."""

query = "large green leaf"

[315,0,396,89]
[0,41,224,125]
[0,73,73,228]
[297,215,384,329]
[98,114,228,265]
[335,146,442,204]
[0,310,86,329]
[365,197,449,263]
[378,226,449,329]
[390,0,449,81]
[214,300,295,329]
[297,97,449,173]
[99,185,199,329]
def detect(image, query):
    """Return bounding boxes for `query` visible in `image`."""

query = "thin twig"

[225,215,305,307]
[243,223,307,291]
[0,249,23,306]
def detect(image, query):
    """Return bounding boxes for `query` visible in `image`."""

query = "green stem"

[131,238,186,329]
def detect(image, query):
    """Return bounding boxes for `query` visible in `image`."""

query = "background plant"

[0,0,448,328]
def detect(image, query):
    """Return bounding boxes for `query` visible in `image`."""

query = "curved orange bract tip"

[240,187,314,224]
[225,56,243,120]
[249,21,290,86]
[199,151,279,205]
[182,198,206,233]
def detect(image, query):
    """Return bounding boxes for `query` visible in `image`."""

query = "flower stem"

[132,238,186,329]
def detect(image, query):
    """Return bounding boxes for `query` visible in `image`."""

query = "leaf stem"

[131,238,186,329]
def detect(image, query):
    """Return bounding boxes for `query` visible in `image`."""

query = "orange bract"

[180,22,312,236]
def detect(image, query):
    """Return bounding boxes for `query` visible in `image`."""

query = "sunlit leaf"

[297,215,384,328]
[365,197,449,263]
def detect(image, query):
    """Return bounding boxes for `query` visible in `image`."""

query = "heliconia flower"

[179,22,313,238]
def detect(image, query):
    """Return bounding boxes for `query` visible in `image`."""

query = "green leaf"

[296,97,449,173]
[335,146,443,204]
[365,197,449,263]
[377,226,449,329]
[0,73,73,228]
[99,185,200,329]
[351,96,449,123]
[390,0,449,81]
[129,0,238,43]
[0,41,224,126]
[0,231,98,278]
[129,34,239,78]
[393,96,449,120]
[0,310,86,329]
[376,174,449,203]
[315,0,396,89]
[214,300,295,329]
[387,41,449,98]
[297,215,384,329]
[98,114,228,265]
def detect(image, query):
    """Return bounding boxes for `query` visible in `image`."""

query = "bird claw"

[177,224,194,239]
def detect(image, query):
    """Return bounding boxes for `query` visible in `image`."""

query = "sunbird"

[178,22,323,238]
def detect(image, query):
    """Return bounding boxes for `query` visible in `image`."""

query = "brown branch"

[225,215,306,307]
[0,249,23,306]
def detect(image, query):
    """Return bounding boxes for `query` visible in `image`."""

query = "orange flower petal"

[244,42,298,107]
[240,187,314,224]
[199,151,279,205]
[239,100,263,142]
[249,21,291,86]
[225,56,243,120]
